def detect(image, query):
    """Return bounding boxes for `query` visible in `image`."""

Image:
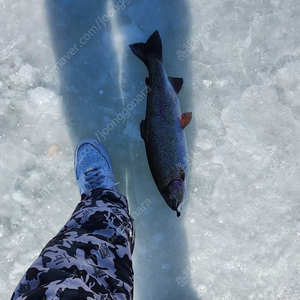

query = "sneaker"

[74,138,118,195]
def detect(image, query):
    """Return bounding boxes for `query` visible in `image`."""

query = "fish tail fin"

[129,30,162,66]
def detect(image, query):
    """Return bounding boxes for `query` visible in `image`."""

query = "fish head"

[163,179,186,217]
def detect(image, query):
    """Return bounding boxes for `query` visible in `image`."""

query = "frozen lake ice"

[1,0,300,299]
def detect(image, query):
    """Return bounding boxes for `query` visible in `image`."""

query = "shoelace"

[84,167,106,189]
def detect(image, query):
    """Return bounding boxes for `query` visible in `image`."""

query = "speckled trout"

[129,31,192,217]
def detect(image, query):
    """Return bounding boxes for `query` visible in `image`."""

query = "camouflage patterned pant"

[11,189,135,300]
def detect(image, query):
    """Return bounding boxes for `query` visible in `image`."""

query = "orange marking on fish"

[181,112,192,129]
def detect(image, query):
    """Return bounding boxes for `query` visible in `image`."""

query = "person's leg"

[11,138,134,300]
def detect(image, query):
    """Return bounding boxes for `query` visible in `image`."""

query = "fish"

[129,30,192,217]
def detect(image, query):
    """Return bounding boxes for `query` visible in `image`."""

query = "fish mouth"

[176,201,185,217]
[164,179,186,216]
[171,195,186,217]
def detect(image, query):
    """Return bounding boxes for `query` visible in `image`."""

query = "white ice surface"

[1,0,300,299]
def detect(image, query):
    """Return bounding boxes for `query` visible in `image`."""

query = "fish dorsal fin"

[181,112,192,129]
[168,77,183,94]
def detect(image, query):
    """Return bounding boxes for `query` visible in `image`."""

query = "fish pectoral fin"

[181,112,192,129]
[179,167,185,181]
[140,119,146,140]
[168,77,183,94]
